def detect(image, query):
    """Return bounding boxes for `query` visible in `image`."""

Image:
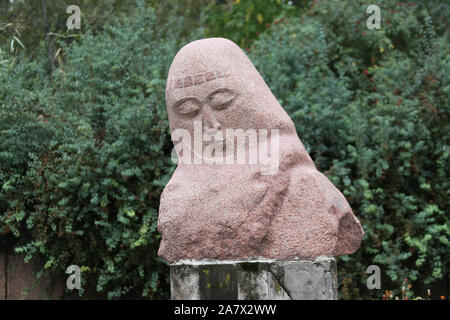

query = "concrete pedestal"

[170,257,337,300]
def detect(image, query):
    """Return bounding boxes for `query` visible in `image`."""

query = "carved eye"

[174,98,201,117]
[208,89,236,110]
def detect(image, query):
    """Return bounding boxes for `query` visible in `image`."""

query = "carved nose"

[202,106,222,131]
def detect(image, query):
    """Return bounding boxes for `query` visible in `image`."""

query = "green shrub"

[205,0,306,49]
[250,0,449,299]
[1,4,178,299]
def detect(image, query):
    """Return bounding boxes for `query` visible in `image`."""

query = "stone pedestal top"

[170,257,337,300]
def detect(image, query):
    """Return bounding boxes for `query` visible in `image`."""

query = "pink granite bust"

[158,38,364,263]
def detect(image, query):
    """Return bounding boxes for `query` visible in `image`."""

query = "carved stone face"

[158,38,364,263]
[168,72,241,155]
[166,38,296,162]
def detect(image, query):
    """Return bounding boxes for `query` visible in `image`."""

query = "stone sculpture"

[158,38,364,263]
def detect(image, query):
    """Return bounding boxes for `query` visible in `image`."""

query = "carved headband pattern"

[167,67,231,90]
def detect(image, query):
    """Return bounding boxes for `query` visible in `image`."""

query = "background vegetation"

[0,0,448,299]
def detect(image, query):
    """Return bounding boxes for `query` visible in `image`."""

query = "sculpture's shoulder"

[265,163,364,259]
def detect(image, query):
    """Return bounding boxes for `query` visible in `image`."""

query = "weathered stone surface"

[170,258,336,300]
[6,254,64,300]
[158,37,364,263]
[269,257,337,300]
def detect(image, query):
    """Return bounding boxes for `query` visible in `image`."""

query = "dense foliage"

[204,0,308,49]
[0,0,448,299]
[250,0,449,299]
[1,4,177,299]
